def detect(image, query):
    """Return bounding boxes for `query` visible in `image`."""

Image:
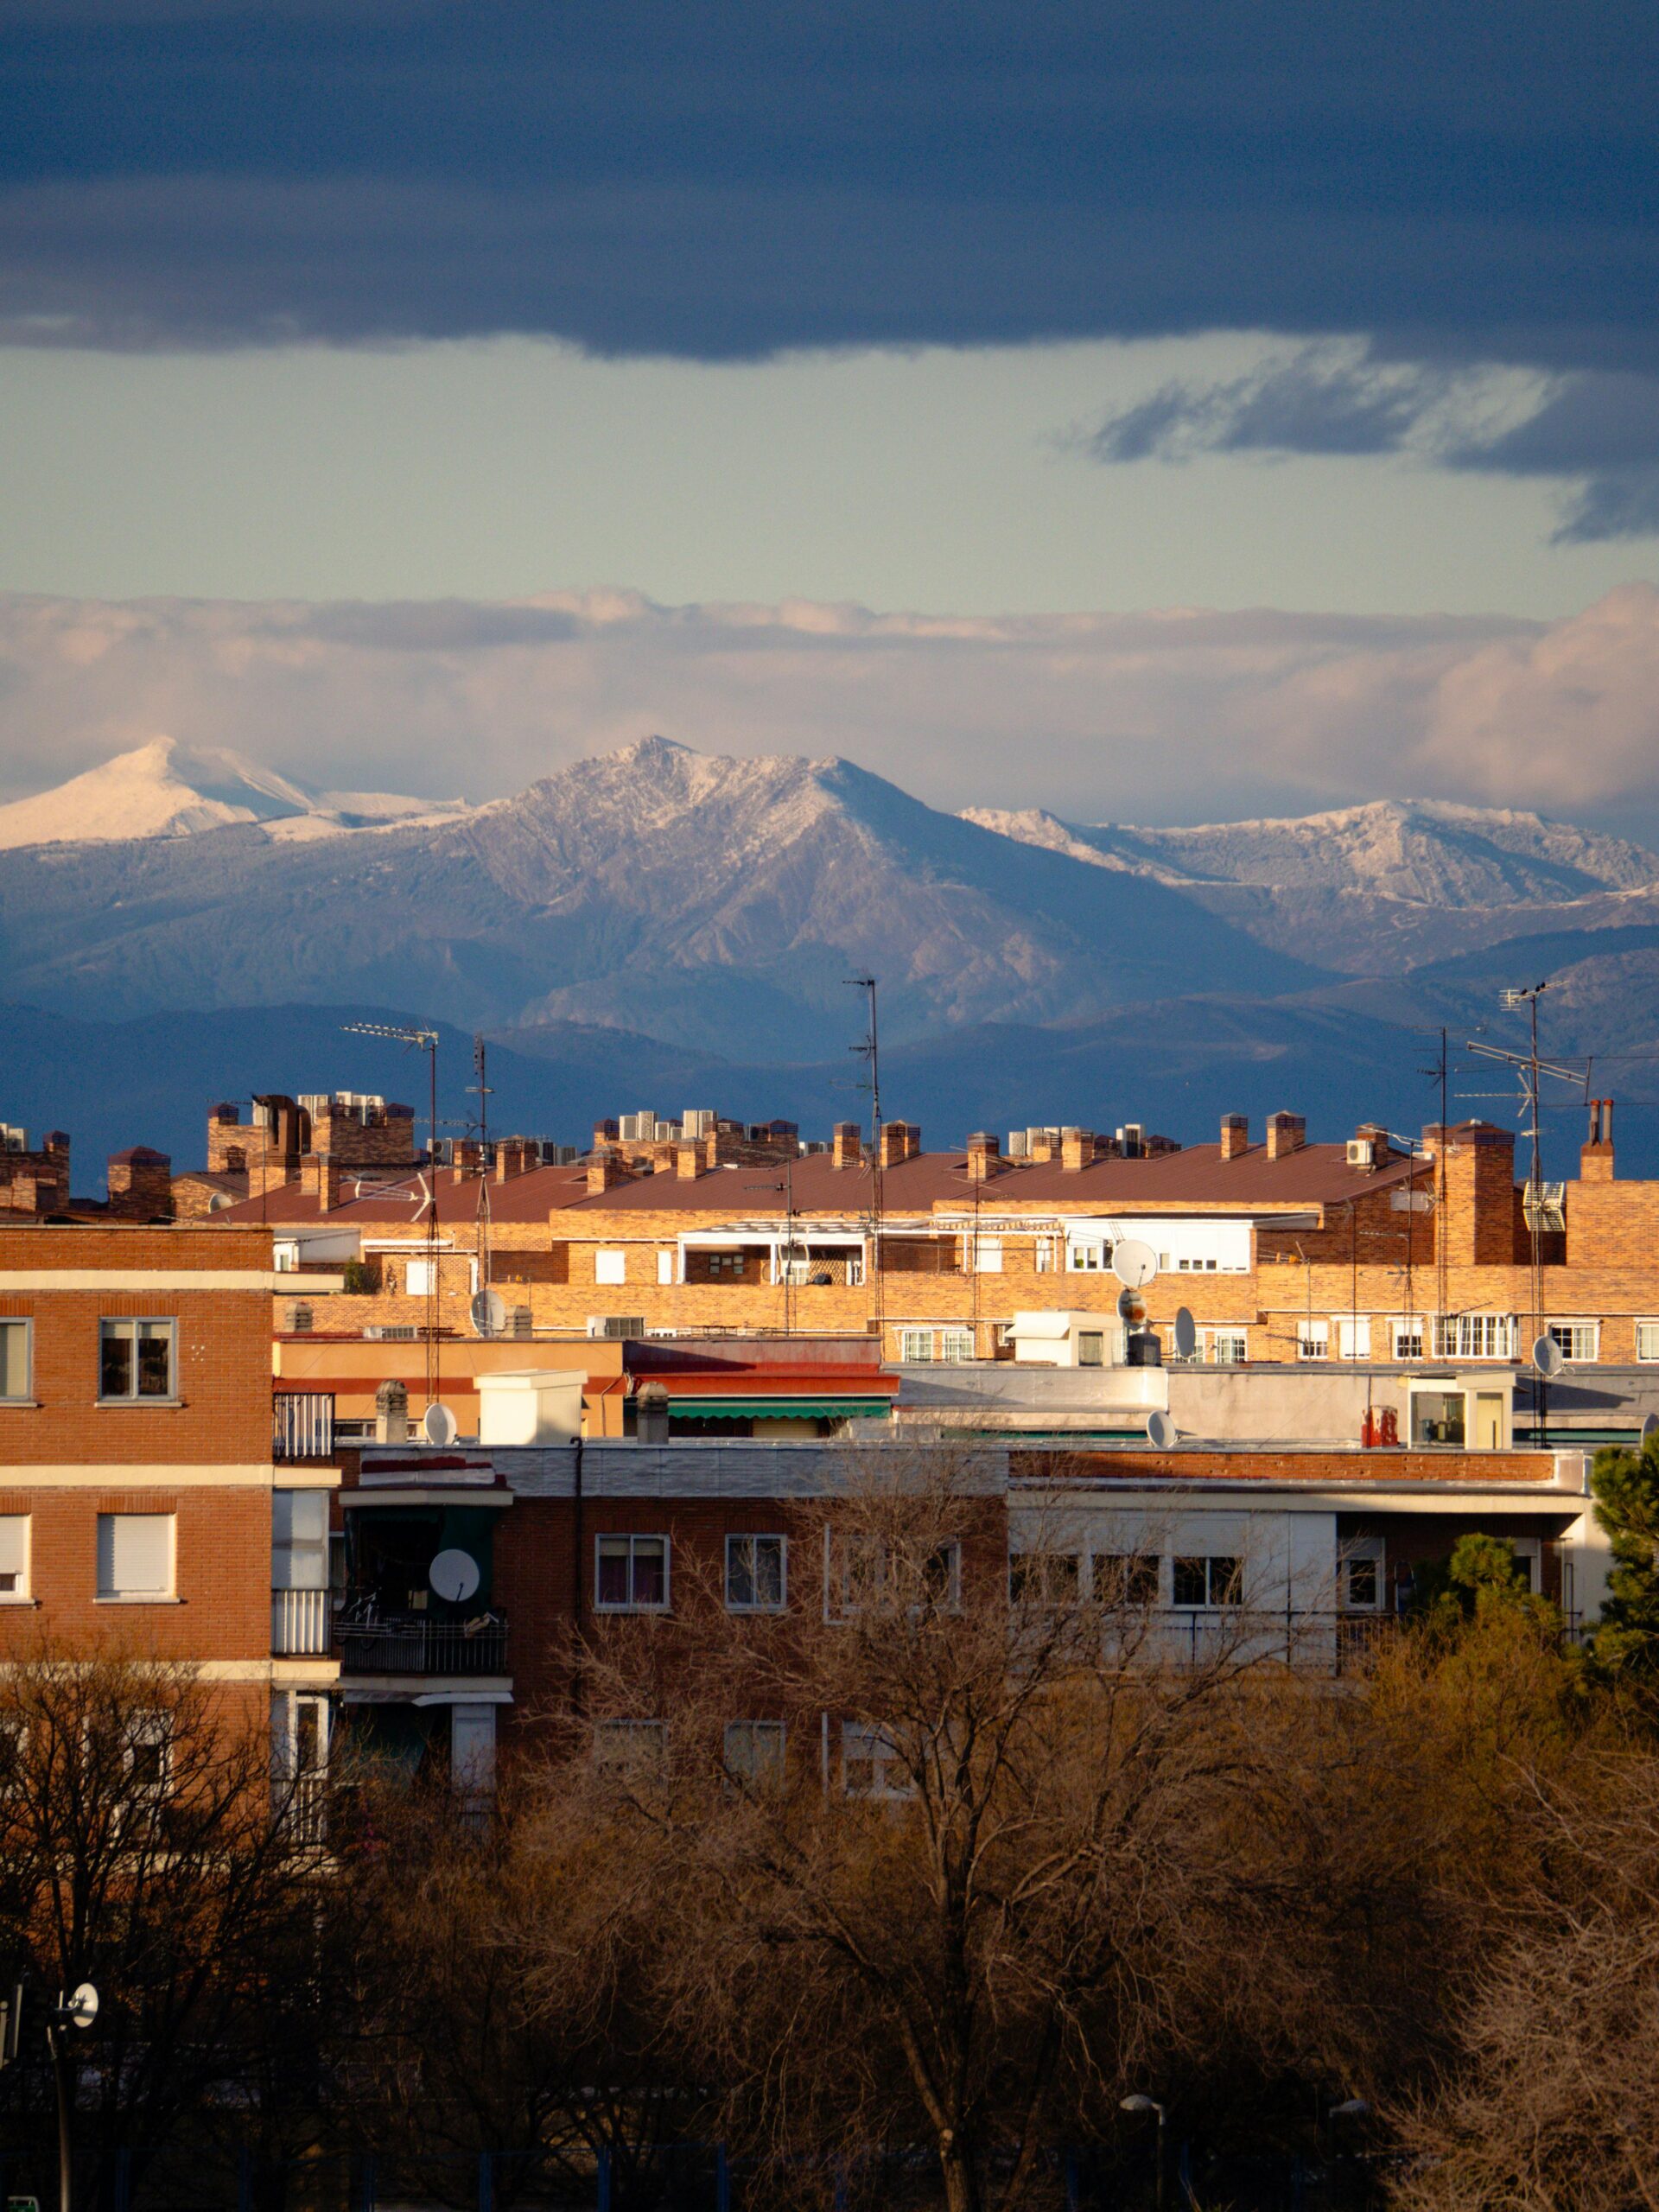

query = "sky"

[2,0,1658,825]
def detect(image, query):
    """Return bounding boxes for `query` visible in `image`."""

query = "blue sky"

[2,0,1657,822]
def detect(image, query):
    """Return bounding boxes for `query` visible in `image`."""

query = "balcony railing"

[272,1587,330,1656]
[274,1392,334,1461]
[335,1611,508,1677]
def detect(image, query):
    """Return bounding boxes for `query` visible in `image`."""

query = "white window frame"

[124,1711,172,1800]
[1067,1243,1109,1272]
[1338,1538,1386,1614]
[594,1532,670,1613]
[1297,1319,1330,1362]
[1391,1315,1427,1361]
[594,1249,627,1287]
[725,1533,787,1613]
[98,1317,177,1402]
[1009,1550,1082,1605]
[1205,1330,1249,1366]
[841,1722,914,1800]
[824,1531,961,1618]
[899,1329,933,1363]
[937,1329,974,1364]
[1170,1554,1243,1609]
[969,1236,1003,1274]
[1637,1319,1659,1364]
[272,1491,328,1591]
[0,1318,34,1402]
[1077,1328,1107,1369]
[656,1250,676,1286]
[1433,1313,1518,1361]
[1337,1316,1372,1361]
[0,1515,29,1602]
[1546,1319,1599,1365]
[96,1512,176,1602]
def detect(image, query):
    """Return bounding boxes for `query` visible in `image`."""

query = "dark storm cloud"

[0,0,1656,370]
[1085,353,1458,463]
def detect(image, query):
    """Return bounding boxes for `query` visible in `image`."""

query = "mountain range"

[3,733,1658,1176]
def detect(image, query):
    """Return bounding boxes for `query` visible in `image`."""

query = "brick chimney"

[375,1377,409,1446]
[106,1146,173,1219]
[965,1131,1000,1180]
[587,1145,627,1197]
[880,1121,921,1169]
[1060,1127,1096,1173]
[676,1143,702,1180]
[299,1154,344,1211]
[494,1137,535,1182]
[1423,1120,1517,1266]
[833,1122,864,1170]
[1582,1097,1616,1182]
[1354,1121,1391,1165]
[1219,1113,1249,1161]
[1265,1111,1306,1160]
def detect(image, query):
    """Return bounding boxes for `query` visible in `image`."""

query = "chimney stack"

[676,1143,702,1180]
[1582,1096,1616,1182]
[374,1377,409,1446]
[300,1153,344,1211]
[106,1145,173,1219]
[879,1121,920,1169]
[1219,1113,1249,1161]
[1355,1121,1391,1165]
[965,1131,1000,1180]
[1061,1127,1096,1173]
[587,1145,627,1197]
[833,1122,864,1170]
[1265,1111,1306,1161]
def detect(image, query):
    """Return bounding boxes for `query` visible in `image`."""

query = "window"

[594,1719,667,1773]
[938,1330,974,1364]
[1547,1320,1599,1364]
[900,1329,973,1363]
[1338,1317,1371,1360]
[924,1541,962,1609]
[657,1250,676,1285]
[1392,1318,1426,1360]
[0,1516,29,1600]
[1171,1555,1242,1608]
[969,1236,1003,1274]
[0,1716,23,1794]
[1034,1236,1057,1273]
[1067,1243,1109,1272]
[97,1513,175,1600]
[829,1535,960,1615]
[595,1534,668,1611]
[1207,1331,1249,1365]
[1077,1331,1105,1368]
[1637,1321,1659,1363]
[594,1250,626,1286]
[0,1319,31,1402]
[1412,1390,1466,1447]
[1297,1319,1329,1362]
[1340,1542,1385,1612]
[1009,1551,1080,1605]
[842,1723,913,1799]
[899,1329,933,1363]
[124,1713,171,1798]
[1433,1313,1517,1360]
[727,1534,786,1611]
[272,1491,328,1590]
[99,1319,175,1401]
[723,1719,785,1789]
[1094,1553,1160,1605]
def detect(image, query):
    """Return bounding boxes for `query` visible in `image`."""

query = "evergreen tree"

[1590,1436,1659,1673]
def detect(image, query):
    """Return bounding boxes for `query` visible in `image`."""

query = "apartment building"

[0,1221,340,1804]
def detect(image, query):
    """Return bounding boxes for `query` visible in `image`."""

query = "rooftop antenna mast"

[467,1033,494,1294]
[846,976,883,1347]
[343,1020,441,1409]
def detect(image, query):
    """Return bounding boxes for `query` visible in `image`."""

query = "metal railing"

[336,1611,508,1676]
[271,1587,330,1656]
[273,1391,334,1461]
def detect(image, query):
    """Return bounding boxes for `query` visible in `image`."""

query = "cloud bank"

[3,585,1658,837]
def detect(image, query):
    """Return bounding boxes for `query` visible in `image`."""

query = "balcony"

[272,1587,330,1656]
[274,1392,334,1462]
[335,1606,508,1677]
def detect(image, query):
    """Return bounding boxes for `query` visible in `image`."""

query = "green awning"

[667,1397,893,1421]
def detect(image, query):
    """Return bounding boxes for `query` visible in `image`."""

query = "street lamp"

[1121,2094,1166,2212]
[45,1984,99,2212]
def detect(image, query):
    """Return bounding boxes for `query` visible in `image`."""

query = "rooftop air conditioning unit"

[365,1324,418,1341]
[588,1315,646,1340]
[1347,1139,1376,1167]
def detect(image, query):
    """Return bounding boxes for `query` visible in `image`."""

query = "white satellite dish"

[1531,1333,1563,1379]
[422,1401,459,1447]
[429,1548,480,1604]
[1173,1306,1197,1359]
[67,1983,99,2031]
[470,1287,508,1338]
[1112,1237,1159,1291]
[1643,1413,1658,1446]
[1146,1409,1177,1449]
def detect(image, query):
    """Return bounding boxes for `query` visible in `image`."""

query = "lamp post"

[44,1984,99,2212]
[1120,2094,1166,2212]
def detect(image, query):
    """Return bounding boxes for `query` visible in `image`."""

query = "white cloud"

[0,586,1656,835]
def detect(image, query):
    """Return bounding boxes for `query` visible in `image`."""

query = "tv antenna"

[846,976,884,1344]
[468,1033,493,1295]
[343,1019,442,1408]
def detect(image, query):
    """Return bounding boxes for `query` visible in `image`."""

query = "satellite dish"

[1146,1409,1177,1449]
[67,1983,99,2031]
[422,1401,459,1447]
[1173,1306,1197,1359]
[429,1548,480,1604]
[1531,1334,1563,1379]
[1112,1238,1159,1291]
[470,1287,508,1338]
[1643,1413,1658,1446]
